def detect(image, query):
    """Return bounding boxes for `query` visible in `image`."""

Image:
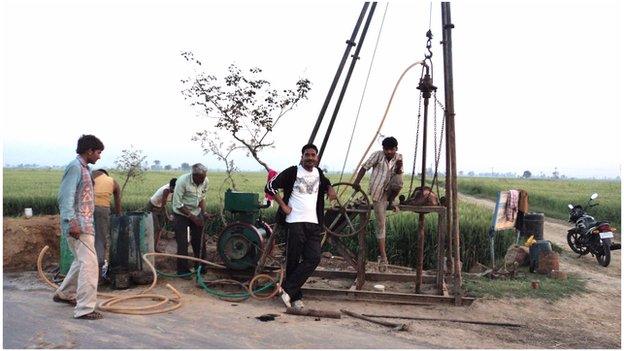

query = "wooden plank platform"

[312,269,437,284]
[301,287,475,306]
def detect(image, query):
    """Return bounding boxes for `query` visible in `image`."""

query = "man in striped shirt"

[353,137,403,272]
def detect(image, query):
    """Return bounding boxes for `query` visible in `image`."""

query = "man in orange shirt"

[92,169,122,283]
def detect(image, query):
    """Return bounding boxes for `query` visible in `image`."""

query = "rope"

[339,2,390,182]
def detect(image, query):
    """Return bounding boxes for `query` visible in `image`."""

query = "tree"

[180,162,191,171]
[114,146,148,198]
[194,131,242,190]
[151,160,162,171]
[522,170,532,179]
[164,164,172,171]
[181,52,311,172]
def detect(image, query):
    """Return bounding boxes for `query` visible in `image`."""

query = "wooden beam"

[312,269,437,283]
[356,214,366,290]
[436,210,447,294]
[301,286,475,306]
[397,205,446,214]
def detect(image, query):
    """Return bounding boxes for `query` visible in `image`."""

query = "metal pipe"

[419,73,431,191]
[308,2,370,145]
[318,2,377,160]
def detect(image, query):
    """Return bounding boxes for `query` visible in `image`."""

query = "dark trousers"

[282,222,322,302]
[93,206,111,277]
[173,214,205,274]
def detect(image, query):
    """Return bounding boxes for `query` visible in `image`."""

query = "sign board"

[491,191,516,231]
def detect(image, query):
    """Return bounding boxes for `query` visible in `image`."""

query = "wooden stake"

[415,213,425,293]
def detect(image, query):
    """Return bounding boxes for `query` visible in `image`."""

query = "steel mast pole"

[308,2,370,145]
[318,2,377,160]
[441,2,461,305]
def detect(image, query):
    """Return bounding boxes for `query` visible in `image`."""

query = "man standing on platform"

[353,136,403,272]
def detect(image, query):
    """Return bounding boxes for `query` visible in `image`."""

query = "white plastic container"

[24,208,33,219]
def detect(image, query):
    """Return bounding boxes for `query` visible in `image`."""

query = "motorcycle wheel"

[596,238,611,267]
[567,231,589,255]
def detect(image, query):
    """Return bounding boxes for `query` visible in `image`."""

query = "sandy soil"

[3,202,621,348]
[3,215,60,271]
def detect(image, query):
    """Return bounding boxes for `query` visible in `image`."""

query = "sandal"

[75,311,103,320]
[53,295,77,306]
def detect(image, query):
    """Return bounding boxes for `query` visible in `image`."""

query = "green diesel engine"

[217,190,272,270]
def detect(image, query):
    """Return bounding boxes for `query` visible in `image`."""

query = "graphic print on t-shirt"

[286,166,320,224]
[294,175,319,194]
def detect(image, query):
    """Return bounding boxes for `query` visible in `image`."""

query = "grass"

[3,169,617,273]
[457,177,621,230]
[464,270,588,301]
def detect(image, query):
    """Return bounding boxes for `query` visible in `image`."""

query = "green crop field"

[4,169,618,270]
[457,177,621,230]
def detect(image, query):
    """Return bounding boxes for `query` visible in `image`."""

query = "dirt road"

[3,199,621,348]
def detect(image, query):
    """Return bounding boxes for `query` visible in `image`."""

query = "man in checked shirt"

[353,137,403,272]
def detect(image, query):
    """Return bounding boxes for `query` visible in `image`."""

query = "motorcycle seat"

[595,221,609,227]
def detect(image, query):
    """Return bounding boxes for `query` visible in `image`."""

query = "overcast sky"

[2,0,622,178]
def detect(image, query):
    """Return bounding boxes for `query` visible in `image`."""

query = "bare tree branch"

[181,53,311,172]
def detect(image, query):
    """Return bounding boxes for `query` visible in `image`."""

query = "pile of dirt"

[3,215,61,271]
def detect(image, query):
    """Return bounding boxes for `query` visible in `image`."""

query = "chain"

[408,87,424,197]
[431,93,446,197]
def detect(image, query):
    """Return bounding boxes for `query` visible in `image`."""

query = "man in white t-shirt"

[147,178,177,252]
[265,144,336,310]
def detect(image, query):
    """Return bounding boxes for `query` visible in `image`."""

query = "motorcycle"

[566,193,620,267]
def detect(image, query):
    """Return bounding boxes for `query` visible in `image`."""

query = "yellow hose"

[37,245,182,315]
[37,245,282,315]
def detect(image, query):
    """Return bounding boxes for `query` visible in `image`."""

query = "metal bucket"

[522,212,545,240]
